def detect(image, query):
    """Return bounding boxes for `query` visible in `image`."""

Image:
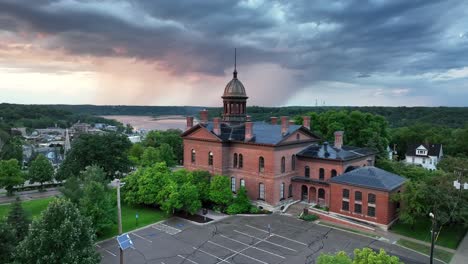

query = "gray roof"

[297,143,376,161]
[185,122,319,145]
[406,143,442,157]
[223,76,247,98]
[329,166,406,191]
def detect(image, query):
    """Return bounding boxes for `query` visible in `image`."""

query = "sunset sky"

[0,0,467,107]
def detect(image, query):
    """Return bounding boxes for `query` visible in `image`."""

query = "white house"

[405,143,443,170]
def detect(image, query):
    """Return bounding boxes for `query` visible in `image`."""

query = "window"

[331,169,337,177]
[233,153,238,168]
[281,156,286,173]
[259,157,265,172]
[291,155,296,170]
[354,203,362,214]
[231,177,236,192]
[342,189,350,199]
[319,168,325,180]
[208,151,213,165]
[422,158,426,164]
[355,191,362,201]
[318,189,325,199]
[240,179,245,187]
[412,157,415,163]
[239,154,243,168]
[191,149,196,163]
[288,184,293,197]
[367,206,376,217]
[259,183,265,200]
[305,166,310,178]
[342,201,349,211]
[280,183,285,200]
[296,134,300,140]
[368,193,376,204]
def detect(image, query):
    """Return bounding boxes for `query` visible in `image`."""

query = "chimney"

[200,109,208,124]
[186,116,194,130]
[245,121,254,141]
[270,117,278,125]
[303,116,311,129]
[281,116,289,136]
[289,120,295,125]
[213,117,221,136]
[334,131,344,149]
[246,115,252,121]
[367,158,374,166]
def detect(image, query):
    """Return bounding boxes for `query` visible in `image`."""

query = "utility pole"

[429,212,436,264]
[116,179,123,264]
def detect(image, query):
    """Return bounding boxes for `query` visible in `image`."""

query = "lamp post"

[429,212,437,264]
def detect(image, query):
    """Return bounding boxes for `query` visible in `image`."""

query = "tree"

[437,156,468,173]
[178,182,202,215]
[15,198,100,264]
[143,129,183,164]
[209,176,233,209]
[140,147,160,167]
[7,197,30,243]
[0,159,24,196]
[317,248,402,264]
[80,181,116,234]
[57,133,132,180]
[81,165,107,184]
[60,176,83,204]
[128,143,145,165]
[0,136,23,162]
[0,220,16,263]
[227,187,251,214]
[157,143,176,167]
[28,154,54,191]
[191,170,211,203]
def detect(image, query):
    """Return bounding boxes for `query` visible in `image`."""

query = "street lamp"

[429,212,437,264]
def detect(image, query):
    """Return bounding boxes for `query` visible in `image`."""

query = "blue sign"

[116,233,134,250]
[136,213,139,219]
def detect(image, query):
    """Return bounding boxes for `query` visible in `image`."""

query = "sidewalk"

[451,232,468,264]
[0,187,61,205]
[375,230,456,253]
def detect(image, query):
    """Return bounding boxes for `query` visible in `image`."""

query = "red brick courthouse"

[181,66,406,229]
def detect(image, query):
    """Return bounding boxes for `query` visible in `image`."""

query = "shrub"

[300,214,319,221]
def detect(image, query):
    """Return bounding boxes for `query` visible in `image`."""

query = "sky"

[0,0,467,107]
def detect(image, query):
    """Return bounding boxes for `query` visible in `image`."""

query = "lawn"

[397,238,454,263]
[0,197,55,220]
[0,197,168,241]
[390,218,466,249]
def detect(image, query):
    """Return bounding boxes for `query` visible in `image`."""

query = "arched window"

[355,191,362,201]
[318,189,325,199]
[238,154,243,168]
[331,169,337,177]
[281,156,286,173]
[231,177,236,192]
[291,155,296,170]
[240,179,245,187]
[208,151,213,166]
[288,184,293,197]
[233,153,238,168]
[191,149,196,163]
[259,157,265,172]
[280,182,285,200]
[305,166,310,178]
[259,183,265,200]
[319,168,325,180]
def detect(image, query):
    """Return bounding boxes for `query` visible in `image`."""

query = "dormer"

[416,145,428,156]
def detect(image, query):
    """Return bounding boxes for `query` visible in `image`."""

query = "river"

[101,115,191,131]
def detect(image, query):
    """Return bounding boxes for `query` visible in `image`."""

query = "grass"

[98,204,168,240]
[390,218,466,249]
[0,197,168,241]
[318,221,381,239]
[0,197,55,220]
[397,238,454,263]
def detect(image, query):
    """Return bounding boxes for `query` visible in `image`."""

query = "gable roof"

[181,122,320,145]
[296,143,377,161]
[329,166,407,192]
[406,143,442,157]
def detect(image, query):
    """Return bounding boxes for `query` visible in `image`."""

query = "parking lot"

[98,214,440,264]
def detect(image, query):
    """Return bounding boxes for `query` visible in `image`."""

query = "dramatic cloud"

[0,0,467,106]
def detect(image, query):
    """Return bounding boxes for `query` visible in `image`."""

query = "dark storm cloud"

[0,0,467,102]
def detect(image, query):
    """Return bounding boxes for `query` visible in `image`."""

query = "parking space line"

[95,244,101,248]
[219,234,285,259]
[131,233,152,243]
[192,247,231,264]
[102,248,117,257]
[233,230,298,252]
[177,254,199,264]
[245,224,308,246]
[208,241,268,264]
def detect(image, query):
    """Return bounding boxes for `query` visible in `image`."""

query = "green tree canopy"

[28,154,54,190]
[15,199,100,264]
[143,129,183,164]
[0,219,16,263]
[7,197,30,243]
[0,136,23,162]
[57,133,132,180]
[317,248,403,264]
[0,159,24,195]
[209,176,233,209]
[79,180,116,234]
[227,186,251,215]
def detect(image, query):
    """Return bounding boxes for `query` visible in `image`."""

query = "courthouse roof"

[296,143,376,161]
[329,166,406,191]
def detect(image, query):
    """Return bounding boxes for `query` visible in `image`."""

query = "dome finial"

[233,48,237,79]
